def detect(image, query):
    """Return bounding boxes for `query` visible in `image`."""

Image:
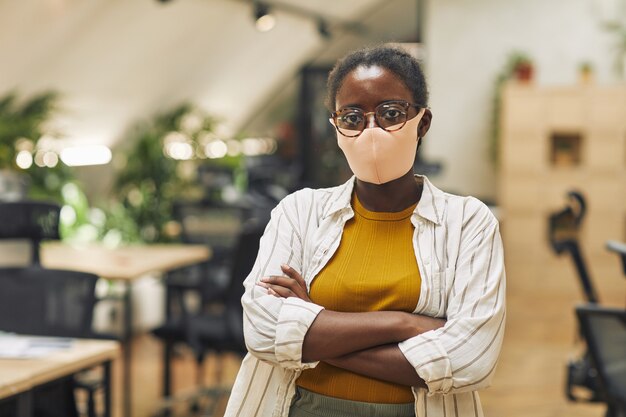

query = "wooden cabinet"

[498,83,626,296]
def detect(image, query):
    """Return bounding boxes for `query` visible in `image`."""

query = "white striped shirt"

[224,175,506,417]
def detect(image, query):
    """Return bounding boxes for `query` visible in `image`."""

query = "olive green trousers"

[288,387,415,417]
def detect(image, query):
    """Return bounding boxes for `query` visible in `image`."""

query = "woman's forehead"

[351,65,385,81]
[336,65,411,107]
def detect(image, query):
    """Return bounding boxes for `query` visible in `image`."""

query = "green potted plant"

[0,91,73,202]
[510,53,534,83]
[112,104,230,243]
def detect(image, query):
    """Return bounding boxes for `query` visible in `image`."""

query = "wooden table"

[41,243,211,281]
[40,243,211,417]
[0,338,120,417]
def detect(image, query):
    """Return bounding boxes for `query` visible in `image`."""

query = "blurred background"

[0,0,625,416]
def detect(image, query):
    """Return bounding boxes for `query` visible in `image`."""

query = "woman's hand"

[257,264,312,303]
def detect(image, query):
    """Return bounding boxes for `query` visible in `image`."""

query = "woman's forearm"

[325,344,427,388]
[302,310,445,362]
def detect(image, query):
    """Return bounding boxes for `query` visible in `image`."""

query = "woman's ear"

[418,109,433,138]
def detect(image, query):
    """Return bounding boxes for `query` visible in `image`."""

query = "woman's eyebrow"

[336,104,364,110]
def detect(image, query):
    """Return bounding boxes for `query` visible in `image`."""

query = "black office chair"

[187,218,265,358]
[0,267,97,337]
[170,201,245,303]
[0,202,110,417]
[548,191,606,402]
[0,266,104,417]
[153,202,245,401]
[152,219,266,417]
[549,191,599,303]
[576,305,626,417]
[0,201,61,265]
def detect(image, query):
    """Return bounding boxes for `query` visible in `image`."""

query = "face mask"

[336,109,425,185]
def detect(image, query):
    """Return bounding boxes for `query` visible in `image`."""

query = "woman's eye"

[380,107,405,120]
[341,112,364,126]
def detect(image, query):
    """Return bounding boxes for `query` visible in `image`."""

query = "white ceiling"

[0,0,418,148]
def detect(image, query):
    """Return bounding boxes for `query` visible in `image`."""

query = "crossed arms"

[259,264,445,387]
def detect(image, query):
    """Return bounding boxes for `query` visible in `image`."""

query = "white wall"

[424,0,625,199]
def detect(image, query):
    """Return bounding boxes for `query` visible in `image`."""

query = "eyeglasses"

[330,100,422,138]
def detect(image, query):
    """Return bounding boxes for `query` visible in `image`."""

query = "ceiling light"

[254,2,276,32]
[60,145,112,167]
[317,19,331,40]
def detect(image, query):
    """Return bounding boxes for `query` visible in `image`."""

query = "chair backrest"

[173,201,243,260]
[223,218,266,353]
[0,201,61,265]
[576,305,626,413]
[548,191,599,303]
[0,267,98,338]
[606,240,626,279]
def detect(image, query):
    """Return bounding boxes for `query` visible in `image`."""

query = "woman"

[224,45,506,417]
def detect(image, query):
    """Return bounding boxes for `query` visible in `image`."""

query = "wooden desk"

[0,338,119,417]
[40,243,211,417]
[41,243,211,281]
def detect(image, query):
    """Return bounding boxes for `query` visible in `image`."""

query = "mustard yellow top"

[296,193,421,403]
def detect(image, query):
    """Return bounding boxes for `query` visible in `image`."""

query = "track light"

[254,2,276,32]
[317,18,331,40]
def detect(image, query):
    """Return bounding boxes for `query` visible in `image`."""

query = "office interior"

[0,0,625,416]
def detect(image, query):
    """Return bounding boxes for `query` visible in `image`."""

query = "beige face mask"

[336,108,425,185]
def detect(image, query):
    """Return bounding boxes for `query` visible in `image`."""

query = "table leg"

[163,274,173,398]
[163,341,172,398]
[123,282,133,417]
[103,360,112,417]
[15,391,33,417]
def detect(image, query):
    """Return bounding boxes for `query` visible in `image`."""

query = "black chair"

[187,218,265,358]
[152,218,266,417]
[170,201,246,303]
[153,202,245,400]
[0,267,97,338]
[576,305,626,417]
[187,219,265,415]
[548,191,599,303]
[0,266,105,417]
[0,201,61,265]
[548,191,607,403]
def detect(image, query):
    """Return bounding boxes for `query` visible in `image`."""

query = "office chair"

[0,201,61,265]
[153,202,245,401]
[576,305,626,417]
[152,219,265,417]
[186,219,264,415]
[171,201,245,301]
[548,190,606,402]
[0,266,103,417]
[548,191,599,303]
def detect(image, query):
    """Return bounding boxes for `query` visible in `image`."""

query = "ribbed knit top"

[296,193,421,403]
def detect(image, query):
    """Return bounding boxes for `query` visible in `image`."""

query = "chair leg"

[87,390,96,417]
[604,403,624,417]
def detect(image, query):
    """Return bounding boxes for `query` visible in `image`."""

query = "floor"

[107,255,623,417]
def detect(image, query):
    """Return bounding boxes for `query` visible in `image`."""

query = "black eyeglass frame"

[330,100,424,138]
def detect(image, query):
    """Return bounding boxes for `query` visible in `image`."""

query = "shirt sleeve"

[398,203,506,394]
[241,191,325,370]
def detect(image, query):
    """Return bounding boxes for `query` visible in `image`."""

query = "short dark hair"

[326,45,428,111]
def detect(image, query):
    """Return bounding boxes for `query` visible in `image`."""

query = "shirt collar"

[324,175,445,225]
